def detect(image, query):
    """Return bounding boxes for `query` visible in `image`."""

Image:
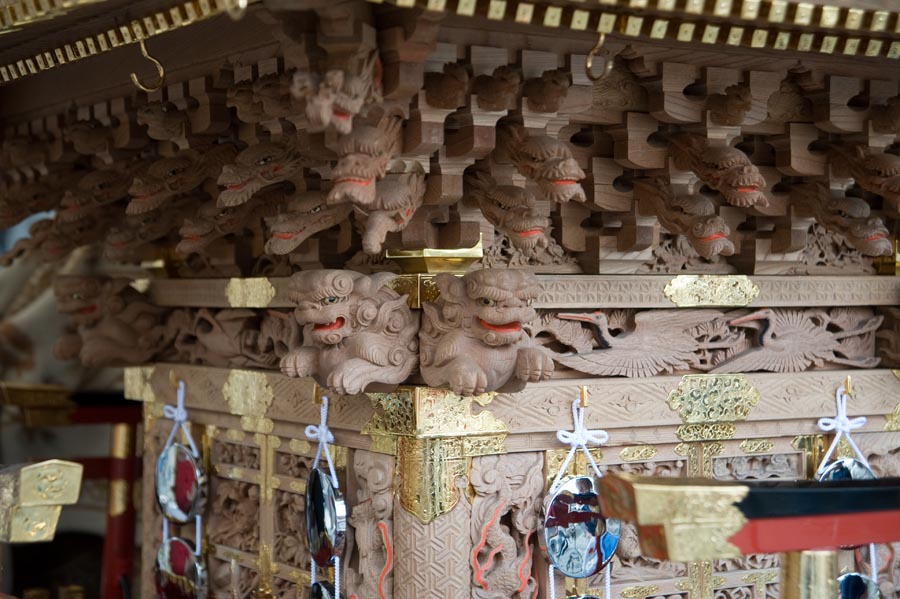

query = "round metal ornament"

[818,458,876,483]
[155,442,206,523]
[155,537,208,599]
[306,466,347,567]
[543,476,621,579]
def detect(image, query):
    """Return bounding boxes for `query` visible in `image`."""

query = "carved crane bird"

[553,310,722,378]
[711,308,882,373]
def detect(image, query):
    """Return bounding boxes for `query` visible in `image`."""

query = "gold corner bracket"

[0,460,83,543]
[663,275,759,308]
[363,386,508,524]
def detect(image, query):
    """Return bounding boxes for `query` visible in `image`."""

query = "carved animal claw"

[515,347,555,383]
[447,360,489,396]
[280,348,316,378]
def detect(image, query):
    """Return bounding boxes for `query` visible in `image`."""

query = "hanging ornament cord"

[161,380,203,556]
[305,395,341,598]
[548,393,612,599]
[815,381,877,583]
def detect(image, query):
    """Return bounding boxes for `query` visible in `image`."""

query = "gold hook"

[844,375,852,397]
[130,38,165,93]
[580,385,589,408]
[585,32,614,82]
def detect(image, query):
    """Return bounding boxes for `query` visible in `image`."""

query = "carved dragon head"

[467,172,550,250]
[137,101,189,142]
[265,191,351,255]
[433,269,541,347]
[327,119,403,207]
[508,133,587,203]
[217,137,307,207]
[688,215,735,259]
[128,145,236,214]
[286,269,399,346]
[846,217,892,257]
[55,276,132,326]
[252,73,296,118]
[699,146,767,208]
[227,80,266,123]
[293,52,382,135]
[64,119,112,157]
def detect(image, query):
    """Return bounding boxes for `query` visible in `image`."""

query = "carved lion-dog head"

[434,269,542,347]
[286,270,400,346]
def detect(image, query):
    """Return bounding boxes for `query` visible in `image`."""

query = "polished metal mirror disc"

[311,581,339,599]
[543,476,621,579]
[306,467,347,567]
[818,458,876,483]
[838,572,883,599]
[155,443,206,523]
[155,537,208,599]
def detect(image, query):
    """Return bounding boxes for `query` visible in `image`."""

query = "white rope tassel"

[550,399,609,492]
[305,395,341,594]
[815,383,878,583]
[306,395,339,487]
[548,397,612,599]
[816,384,867,475]
[161,380,204,555]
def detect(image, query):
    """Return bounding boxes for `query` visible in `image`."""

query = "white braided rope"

[160,381,203,556]
[548,398,612,599]
[305,395,341,595]
[815,383,877,583]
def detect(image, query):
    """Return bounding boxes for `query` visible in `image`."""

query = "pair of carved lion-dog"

[49,268,553,396]
[279,268,554,395]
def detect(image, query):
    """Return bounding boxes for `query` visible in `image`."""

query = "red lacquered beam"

[100,423,137,599]
[729,509,900,554]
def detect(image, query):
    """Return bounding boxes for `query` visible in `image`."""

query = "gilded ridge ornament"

[619,445,658,462]
[364,387,507,523]
[667,374,760,427]
[123,365,157,402]
[663,275,760,307]
[225,277,276,308]
[222,369,276,432]
[740,438,775,454]
[620,585,661,599]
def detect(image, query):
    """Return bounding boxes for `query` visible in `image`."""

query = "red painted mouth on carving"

[182,235,204,242]
[517,228,544,237]
[314,317,345,332]
[699,233,727,241]
[478,318,521,333]
[333,108,351,120]
[867,232,887,241]
[552,179,578,185]
[736,186,759,193]
[79,305,98,315]
[227,180,250,191]
[335,178,372,186]
[273,229,304,240]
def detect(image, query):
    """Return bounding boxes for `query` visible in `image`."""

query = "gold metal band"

[375,0,900,60]
[0,0,260,85]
